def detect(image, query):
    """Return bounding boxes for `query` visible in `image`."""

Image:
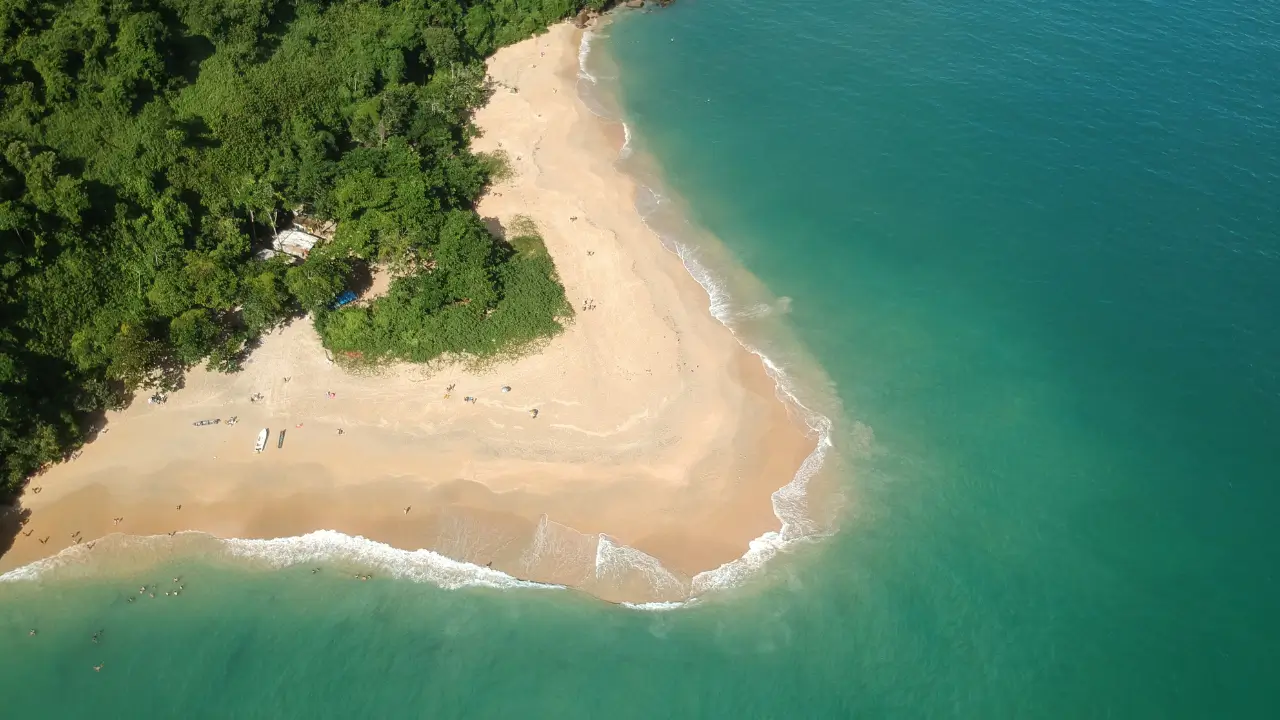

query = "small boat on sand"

[277,430,286,449]
[193,419,220,427]
[254,428,268,453]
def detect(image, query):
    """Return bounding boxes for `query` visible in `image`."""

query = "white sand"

[1,22,816,604]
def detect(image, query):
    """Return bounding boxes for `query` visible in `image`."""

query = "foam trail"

[223,531,557,590]
[0,543,98,583]
[2,530,563,592]
[594,535,686,597]
[637,226,838,597]
[672,241,735,324]
[619,122,633,159]
[578,31,597,83]
[621,600,693,612]
[520,514,553,574]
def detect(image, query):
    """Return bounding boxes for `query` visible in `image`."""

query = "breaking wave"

[594,535,686,598]
[1,530,563,592]
[578,30,597,83]
[629,172,839,606]
[620,122,633,158]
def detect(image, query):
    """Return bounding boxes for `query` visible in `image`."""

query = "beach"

[1,22,818,604]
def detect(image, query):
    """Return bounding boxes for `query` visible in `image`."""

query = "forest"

[0,0,600,496]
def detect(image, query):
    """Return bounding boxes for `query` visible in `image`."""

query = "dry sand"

[0,22,817,603]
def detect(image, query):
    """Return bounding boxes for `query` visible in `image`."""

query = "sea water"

[3,0,1278,715]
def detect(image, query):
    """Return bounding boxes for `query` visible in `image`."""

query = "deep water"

[3,0,1279,716]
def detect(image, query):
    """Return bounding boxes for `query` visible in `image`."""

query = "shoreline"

[1,21,833,604]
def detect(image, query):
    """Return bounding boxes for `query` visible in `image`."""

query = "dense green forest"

[0,0,599,495]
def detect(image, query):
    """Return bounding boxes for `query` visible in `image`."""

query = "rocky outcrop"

[573,0,677,29]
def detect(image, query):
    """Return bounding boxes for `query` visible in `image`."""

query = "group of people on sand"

[445,384,537,418]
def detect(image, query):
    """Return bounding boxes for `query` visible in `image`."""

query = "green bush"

[0,0,587,495]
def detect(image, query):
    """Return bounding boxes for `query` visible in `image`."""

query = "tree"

[285,255,349,312]
[240,264,293,332]
[107,324,165,389]
[169,308,219,364]
[0,0,590,498]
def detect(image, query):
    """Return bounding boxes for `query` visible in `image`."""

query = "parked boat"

[277,430,286,449]
[193,419,220,427]
[254,428,268,453]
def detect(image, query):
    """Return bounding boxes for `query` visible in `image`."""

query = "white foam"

[578,30,597,83]
[0,548,85,582]
[672,242,736,323]
[0,531,200,583]
[621,599,694,612]
[222,530,558,591]
[644,226,839,595]
[2,530,563,593]
[520,514,553,574]
[594,535,687,597]
[620,122,633,159]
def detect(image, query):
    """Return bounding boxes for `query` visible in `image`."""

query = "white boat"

[254,428,269,453]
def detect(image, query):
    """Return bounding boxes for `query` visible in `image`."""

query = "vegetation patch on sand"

[0,0,601,493]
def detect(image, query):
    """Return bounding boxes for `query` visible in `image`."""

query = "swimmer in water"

[29,629,37,636]
[93,664,103,672]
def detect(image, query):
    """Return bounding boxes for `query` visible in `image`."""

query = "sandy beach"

[0,22,817,604]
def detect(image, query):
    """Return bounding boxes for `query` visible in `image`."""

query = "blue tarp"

[331,291,357,308]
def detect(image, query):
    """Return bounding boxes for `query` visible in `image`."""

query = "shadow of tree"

[347,258,374,297]
[482,215,507,240]
[0,500,31,562]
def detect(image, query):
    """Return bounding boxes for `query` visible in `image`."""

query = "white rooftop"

[272,227,322,259]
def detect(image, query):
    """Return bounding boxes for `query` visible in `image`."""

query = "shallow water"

[4,0,1279,715]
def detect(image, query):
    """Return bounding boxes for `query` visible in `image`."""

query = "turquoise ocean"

[3,0,1278,716]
